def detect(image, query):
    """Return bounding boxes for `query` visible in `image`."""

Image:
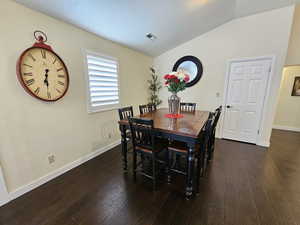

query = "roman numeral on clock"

[28,53,36,61]
[56,88,62,93]
[41,50,46,59]
[58,81,65,86]
[23,72,33,76]
[26,79,35,86]
[47,92,51,99]
[57,68,63,72]
[34,87,40,94]
[23,64,32,68]
[58,75,65,78]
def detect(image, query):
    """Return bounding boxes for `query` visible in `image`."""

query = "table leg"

[186,142,196,199]
[120,125,128,172]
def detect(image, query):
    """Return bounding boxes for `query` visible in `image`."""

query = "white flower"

[176,71,186,81]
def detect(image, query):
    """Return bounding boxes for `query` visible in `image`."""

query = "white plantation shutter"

[85,52,120,112]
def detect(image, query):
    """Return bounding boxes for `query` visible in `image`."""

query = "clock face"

[18,47,69,101]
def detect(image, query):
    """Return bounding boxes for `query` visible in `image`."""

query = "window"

[85,51,120,112]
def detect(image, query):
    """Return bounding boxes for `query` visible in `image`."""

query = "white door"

[223,58,272,144]
[0,164,8,206]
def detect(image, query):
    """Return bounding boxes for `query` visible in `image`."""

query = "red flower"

[164,74,170,79]
[165,81,169,85]
[174,78,179,83]
[169,75,177,79]
[184,74,190,82]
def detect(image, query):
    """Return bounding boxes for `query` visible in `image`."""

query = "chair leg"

[167,150,173,184]
[207,151,212,162]
[208,135,216,161]
[211,145,215,159]
[208,148,213,164]
[211,139,216,159]
[152,153,157,191]
[196,154,201,194]
[200,150,206,177]
[141,153,145,172]
[133,151,137,181]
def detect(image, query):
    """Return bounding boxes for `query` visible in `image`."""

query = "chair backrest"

[202,112,215,144]
[118,106,133,120]
[180,102,196,113]
[139,104,150,115]
[212,106,222,131]
[147,103,157,112]
[129,117,154,151]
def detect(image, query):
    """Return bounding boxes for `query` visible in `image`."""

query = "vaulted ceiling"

[15,0,297,56]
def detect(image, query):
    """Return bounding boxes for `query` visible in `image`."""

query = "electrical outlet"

[48,155,55,164]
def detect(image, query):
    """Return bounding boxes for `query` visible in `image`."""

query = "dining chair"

[195,114,215,193]
[147,103,157,112]
[129,117,168,190]
[118,106,134,120]
[118,106,134,138]
[118,106,134,154]
[207,106,222,162]
[140,104,157,115]
[180,102,196,113]
[139,104,150,115]
[168,102,196,175]
[167,112,214,193]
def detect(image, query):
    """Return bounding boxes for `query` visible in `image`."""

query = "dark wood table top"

[119,108,210,138]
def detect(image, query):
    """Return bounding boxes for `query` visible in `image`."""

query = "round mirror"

[172,56,203,87]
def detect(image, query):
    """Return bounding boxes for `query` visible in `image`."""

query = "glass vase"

[168,92,180,114]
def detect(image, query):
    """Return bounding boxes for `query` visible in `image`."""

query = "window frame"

[83,49,121,113]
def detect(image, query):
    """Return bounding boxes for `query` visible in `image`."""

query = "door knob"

[226,105,232,109]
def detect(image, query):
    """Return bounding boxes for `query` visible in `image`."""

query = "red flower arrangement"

[164,71,190,93]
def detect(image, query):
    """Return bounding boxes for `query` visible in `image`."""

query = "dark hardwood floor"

[0,129,300,225]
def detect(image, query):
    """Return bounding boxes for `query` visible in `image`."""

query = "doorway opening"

[273,65,300,133]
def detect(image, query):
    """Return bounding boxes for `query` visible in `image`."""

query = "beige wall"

[274,66,300,131]
[154,6,295,147]
[0,0,152,192]
[286,4,300,65]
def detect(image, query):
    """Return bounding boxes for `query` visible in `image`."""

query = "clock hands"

[44,69,52,99]
[44,69,49,88]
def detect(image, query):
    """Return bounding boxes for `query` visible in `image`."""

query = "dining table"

[118,108,210,198]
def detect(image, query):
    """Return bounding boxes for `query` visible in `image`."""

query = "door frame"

[0,164,9,206]
[220,55,276,146]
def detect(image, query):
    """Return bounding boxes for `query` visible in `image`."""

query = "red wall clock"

[17,31,69,102]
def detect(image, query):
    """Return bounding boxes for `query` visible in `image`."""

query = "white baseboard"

[256,140,270,148]
[273,125,300,132]
[0,198,8,207]
[0,166,9,207]
[8,139,121,203]
[216,135,270,148]
[216,134,222,139]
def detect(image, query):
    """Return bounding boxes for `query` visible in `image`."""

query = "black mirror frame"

[172,55,203,87]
